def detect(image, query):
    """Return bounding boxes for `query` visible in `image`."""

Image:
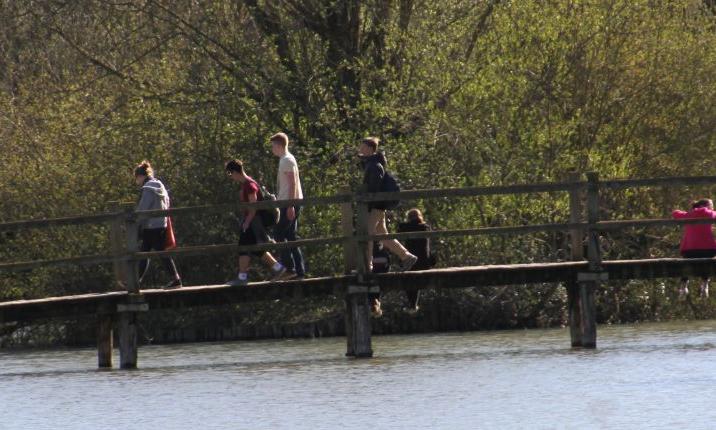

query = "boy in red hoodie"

[672,198,716,298]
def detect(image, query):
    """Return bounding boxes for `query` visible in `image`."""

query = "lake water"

[2,321,716,429]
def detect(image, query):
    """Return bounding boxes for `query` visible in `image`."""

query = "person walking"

[673,198,716,298]
[358,137,417,316]
[134,160,182,289]
[225,159,287,286]
[270,132,306,279]
[398,208,436,312]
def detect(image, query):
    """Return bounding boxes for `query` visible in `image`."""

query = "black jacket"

[360,152,388,210]
[360,152,387,194]
[397,220,434,270]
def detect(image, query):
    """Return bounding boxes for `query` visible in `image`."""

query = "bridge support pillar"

[117,295,148,369]
[567,171,601,349]
[97,313,113,368]
[345,285,375,358]
[567,279,598,348]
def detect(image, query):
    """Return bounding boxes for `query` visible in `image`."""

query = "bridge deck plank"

[3,258,716,324]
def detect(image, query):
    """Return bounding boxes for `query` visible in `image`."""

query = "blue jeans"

[274,206,305,276]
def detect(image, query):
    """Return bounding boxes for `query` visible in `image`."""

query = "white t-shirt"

[277,152,303,200]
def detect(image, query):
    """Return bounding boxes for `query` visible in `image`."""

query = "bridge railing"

[2,174,716,291]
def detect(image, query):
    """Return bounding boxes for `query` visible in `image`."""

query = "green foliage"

[3,0,716,329]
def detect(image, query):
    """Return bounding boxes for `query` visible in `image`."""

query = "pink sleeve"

[672,210,688,219]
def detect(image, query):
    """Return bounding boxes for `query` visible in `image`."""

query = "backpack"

[378,171,400,210]
[257,184,280,227]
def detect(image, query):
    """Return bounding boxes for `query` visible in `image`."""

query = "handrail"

[354,181,583,202]
[0,212,122,232]
[134,237,347,260]
[599,175,716,190]
[359,218,716,242]
[135,194,353,219]
[4,217,715,273]
[0,254,120,272]
[4,174,716,277]
[5,174,716,230]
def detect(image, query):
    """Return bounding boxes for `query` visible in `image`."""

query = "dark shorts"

[682,249,716,259]
[238,217,270,257]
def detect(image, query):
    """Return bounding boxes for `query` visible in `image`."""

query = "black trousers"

[139,228,179,281]
[680,249,716,282]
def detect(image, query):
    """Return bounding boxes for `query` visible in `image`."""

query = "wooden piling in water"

[97,312,113,368]
[117,295,148,369]
[344,197,373,358]
[346,285,374,357]
[567,173,584,347]
[579,172,602,348]
[117,203,144,368]
[118,310,138,369]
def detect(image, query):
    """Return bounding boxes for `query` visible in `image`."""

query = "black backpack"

[257,185,280,227]
[378,171,400,210]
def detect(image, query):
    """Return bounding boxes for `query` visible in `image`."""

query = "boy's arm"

[242,190,258,231]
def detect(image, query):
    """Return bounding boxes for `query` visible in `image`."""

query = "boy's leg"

[373,210,417,270]
[250,217,286,279]
[365,209,384,272]
[239,255,251,273]
[229,223,254,286]
[274,208,295,272]
[287,207,305,277]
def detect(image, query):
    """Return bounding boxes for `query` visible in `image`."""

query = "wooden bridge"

[3,172,716,369]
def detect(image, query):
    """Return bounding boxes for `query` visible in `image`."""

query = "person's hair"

[361,137,379,152]
[225,159,244,174]
[270,132,289,149]
[692,198,713,209]
[407,208,424,223]
[134,160,153,177]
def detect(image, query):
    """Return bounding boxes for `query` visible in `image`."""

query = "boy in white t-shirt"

[270,132,306,279]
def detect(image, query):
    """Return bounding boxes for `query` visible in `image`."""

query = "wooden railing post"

[566,172,584,347]
[340,187,356,274]
[99,201,125,369]
[344,188,373,358]
[123,204,140,293]
[108,201,125,289]
[355,199,370,282]
[577,171,603,348]
[118,202,144,369]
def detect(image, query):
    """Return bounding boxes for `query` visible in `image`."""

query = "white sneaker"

[701,281,709,298]
[400,254,418,272]
[269,266,287,281]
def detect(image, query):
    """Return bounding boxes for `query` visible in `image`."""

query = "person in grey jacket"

[134,160,182,289]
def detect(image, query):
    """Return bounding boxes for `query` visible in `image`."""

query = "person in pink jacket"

[672,198,716,298]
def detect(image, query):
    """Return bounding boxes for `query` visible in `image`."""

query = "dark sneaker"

[227,277,249,287]
[269,266,287,281]
[163,279,182,290]
[281,271,298,281]
[399,254,418,272]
